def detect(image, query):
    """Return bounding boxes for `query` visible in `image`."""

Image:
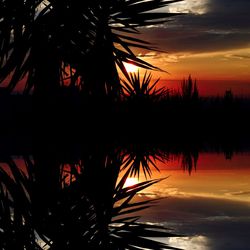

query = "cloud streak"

[142,0,250,53]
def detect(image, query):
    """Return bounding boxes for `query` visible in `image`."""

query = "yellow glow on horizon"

[124,62,139,73]
[143,47,250,81]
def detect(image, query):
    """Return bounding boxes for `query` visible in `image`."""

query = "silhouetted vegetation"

[0,0,249,140]
[121,71,168,103]
[0,0,182,97]
[1,74,250,146]
[0,148,182,250]
[1,1,250,249]
[180,75,199,101]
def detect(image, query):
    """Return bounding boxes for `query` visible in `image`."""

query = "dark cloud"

[141,0,250,53]
[207,0,250,14]
[139,196,250,221]
[138,195,250,250]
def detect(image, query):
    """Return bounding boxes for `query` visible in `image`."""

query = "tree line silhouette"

[0,0,249,140]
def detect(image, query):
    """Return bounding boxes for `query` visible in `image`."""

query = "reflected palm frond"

[181,151,199,174]
[0,153,180,250]
[0,158,38,249]
[121,145,168,179]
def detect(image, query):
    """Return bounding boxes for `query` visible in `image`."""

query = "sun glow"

[124,62,139,73]
[124,177,139,188]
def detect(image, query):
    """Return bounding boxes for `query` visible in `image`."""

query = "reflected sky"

[143,153,250,203]
[125,152,250,250]
[139,0,250,83]
[2,151,250,249]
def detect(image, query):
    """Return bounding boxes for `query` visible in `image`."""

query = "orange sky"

[142,48,250,82]
[128,0,250,90]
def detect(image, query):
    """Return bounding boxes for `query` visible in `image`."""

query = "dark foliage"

[0,149,181,249]
[0,0,182,97]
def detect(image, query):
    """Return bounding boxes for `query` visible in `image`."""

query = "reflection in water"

[136,151,250,250]
[0,148,180,250]
[1,145,250,249]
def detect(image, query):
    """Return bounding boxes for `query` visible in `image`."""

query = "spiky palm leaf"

[0,0,182,97]
[121,71,169,102]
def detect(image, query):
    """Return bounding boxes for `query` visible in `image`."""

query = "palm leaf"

[0,0,183,96]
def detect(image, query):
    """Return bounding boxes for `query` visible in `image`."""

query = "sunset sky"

[134,0,250,94]
[7,0,250,95]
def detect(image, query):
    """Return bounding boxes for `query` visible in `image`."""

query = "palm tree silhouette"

[0,0,182,98]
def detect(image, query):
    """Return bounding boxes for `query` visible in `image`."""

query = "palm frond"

[121,71,169,104]
[120,145,169,180]
[0,0,182,96]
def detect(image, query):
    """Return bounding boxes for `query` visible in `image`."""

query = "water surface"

[133,152,250,250]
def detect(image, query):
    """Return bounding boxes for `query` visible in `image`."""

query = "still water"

[1,150,250,249]
[132,152,250,250]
